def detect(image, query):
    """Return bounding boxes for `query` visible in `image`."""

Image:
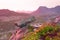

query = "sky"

[0,0,60,11]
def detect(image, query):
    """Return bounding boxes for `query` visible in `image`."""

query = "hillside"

[32,6,60,16]
[22,22,60,40]
[0,6,60,40]
[0,9,31,22]
[31,6,60,23]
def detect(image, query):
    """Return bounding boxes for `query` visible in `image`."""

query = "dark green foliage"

[16,16,36,28]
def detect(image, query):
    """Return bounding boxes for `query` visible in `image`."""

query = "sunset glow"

[0,0,60,11]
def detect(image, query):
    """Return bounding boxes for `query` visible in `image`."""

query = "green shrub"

[37,26,54,36]
[27,25,34,32]
[22,23,60,40]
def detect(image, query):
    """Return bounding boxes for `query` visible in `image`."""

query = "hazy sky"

[0,0,60,11]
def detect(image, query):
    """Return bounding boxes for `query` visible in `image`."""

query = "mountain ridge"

[32,6,60,16]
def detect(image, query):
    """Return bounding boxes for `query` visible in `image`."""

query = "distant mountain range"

[0,9,31,22]
[0,6,60,22]
[0,9,30,16]
[0,6,60,16]
[31,6,60,23]
[32,6,60,17]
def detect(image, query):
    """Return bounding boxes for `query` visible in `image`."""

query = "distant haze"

[0,0,60,11]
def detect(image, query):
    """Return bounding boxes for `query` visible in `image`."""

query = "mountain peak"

[55,6,60,8]
[37,6,48,11]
